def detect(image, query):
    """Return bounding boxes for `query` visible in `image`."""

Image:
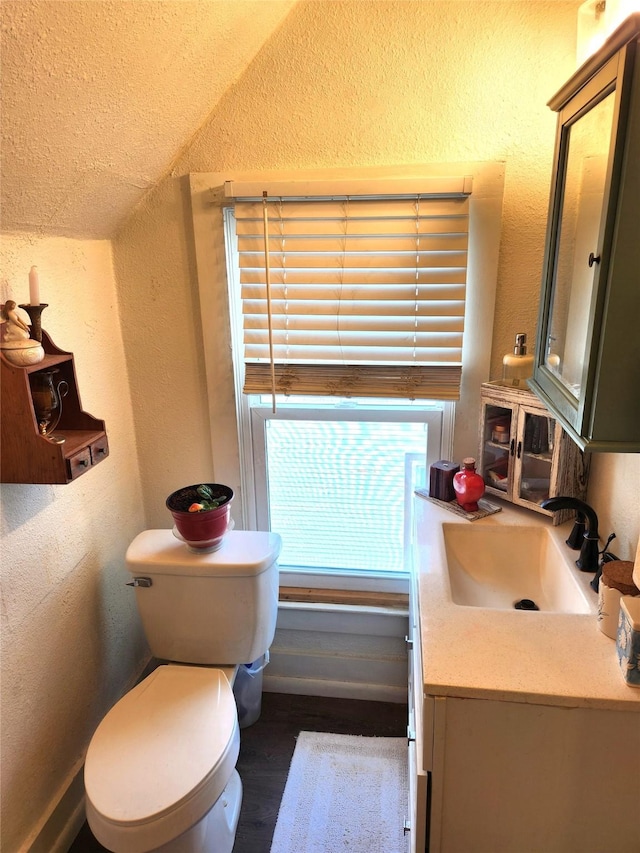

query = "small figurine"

[0,300,44,365]
[1,300,31,339]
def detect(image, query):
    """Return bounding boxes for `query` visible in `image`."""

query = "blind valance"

[231,189,470,400]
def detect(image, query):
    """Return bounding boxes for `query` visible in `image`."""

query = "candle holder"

[19,303,48,343]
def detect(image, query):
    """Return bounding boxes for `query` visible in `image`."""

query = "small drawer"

[90,435,109,464]
[67,448,91,480]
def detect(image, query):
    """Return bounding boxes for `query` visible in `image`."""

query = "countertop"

[413,496,640,713]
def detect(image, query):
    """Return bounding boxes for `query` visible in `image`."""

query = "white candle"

[29,266,40,306]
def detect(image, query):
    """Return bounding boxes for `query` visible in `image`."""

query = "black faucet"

[540,497,600,574]
[565,510,586,550]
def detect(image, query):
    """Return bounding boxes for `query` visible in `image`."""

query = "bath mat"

[270,731,409,853]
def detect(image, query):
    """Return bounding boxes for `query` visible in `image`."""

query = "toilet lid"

[126,529,282,577]
[85,665,238,831]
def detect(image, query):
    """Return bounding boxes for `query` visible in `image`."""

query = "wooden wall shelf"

[1,330,109,484]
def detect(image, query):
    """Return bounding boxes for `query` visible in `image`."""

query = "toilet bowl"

[85,665,241,853]
[84,528,282,853]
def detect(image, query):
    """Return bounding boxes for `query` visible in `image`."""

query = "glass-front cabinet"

[478,383,589,524]
[531,15,640,451]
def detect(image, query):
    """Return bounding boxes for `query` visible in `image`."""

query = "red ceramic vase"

[453,458,485,512]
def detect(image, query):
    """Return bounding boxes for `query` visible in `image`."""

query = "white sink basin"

[442,524,592,613]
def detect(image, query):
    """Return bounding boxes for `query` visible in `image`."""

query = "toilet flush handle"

[126,577,153,588]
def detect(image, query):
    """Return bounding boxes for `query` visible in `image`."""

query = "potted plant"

[166,483,233,550]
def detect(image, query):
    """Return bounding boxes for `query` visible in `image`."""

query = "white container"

[616,596,640,687]
[234,652,270,728]
[597,580,623,639]
[502,333,534,387]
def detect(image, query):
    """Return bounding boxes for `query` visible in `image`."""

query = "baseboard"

[269,600,409,705]
[23,763,86,853]
[264,673,408,704]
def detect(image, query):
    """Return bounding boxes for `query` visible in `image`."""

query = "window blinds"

[231,188,470,400]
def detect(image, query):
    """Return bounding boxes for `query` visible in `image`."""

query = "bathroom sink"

[442,524,592,613]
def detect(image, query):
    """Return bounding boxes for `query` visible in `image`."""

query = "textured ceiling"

[0,0,297,239]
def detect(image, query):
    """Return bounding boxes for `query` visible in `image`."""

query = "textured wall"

[0,235,148,851]
[184,0,580,380]
[114,0,638,554]
[115,0,579,525]
[2,4,638,849]
[1,0,297,238]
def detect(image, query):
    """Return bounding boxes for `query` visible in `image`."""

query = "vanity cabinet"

[531,15,640,451]
[406,570,428,853]
[1,330,109,484]
[408,509,640,853]
[478,382,589,523]
[420,695,639,853]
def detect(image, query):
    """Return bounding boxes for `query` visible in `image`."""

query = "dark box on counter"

[429,460,460,502]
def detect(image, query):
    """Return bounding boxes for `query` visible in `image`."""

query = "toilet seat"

[85,665,239,853]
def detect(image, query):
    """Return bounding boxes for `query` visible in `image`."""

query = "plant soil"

[167,483,232,513]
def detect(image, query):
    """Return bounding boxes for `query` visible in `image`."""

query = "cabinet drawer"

[90,435,109,464]
[67,448,91,480]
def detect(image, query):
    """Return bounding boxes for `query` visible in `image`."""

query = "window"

[189,165,504,591]
[222,178,471,588]
[248,398,448,586]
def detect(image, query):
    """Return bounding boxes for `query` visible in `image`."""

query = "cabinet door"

[407,573,428,853]
[543,87,615,404]
[434,697,640,852]
[512,406,557,509]
[532,24,640,450]
[478,398,515,498]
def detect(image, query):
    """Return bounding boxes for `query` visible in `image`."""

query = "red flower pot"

[166,483,233,550]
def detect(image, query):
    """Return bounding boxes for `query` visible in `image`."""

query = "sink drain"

[514,598,539,611]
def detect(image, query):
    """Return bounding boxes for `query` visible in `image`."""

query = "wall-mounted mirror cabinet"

[530,14,640,452]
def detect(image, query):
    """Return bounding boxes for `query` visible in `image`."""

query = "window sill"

[279,586,408,611]
[278,567,409,595]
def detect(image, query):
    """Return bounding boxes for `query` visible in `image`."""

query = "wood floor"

[69,692,408,853]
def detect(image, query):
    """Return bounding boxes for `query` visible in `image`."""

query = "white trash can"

[233,651,269,728]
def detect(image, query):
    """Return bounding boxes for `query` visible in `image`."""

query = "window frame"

[245,399,451,592]
[225,202,453,524]
[189,164,504,544]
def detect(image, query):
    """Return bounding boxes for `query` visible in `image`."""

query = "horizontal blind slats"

[233,193,469,400]
[236,215,469,237]
[240,270,467,286]
[244,346,462,361]
[239,252,467,270]
[234,197,469,220]
[242,304,465,322]
[241,285,466,302]
[243,363,462,401]
[237,234,469,253]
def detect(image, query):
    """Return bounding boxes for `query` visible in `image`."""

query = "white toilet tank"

[126,529,281,664]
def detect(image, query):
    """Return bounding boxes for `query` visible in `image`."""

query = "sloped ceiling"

[0,0,297,239]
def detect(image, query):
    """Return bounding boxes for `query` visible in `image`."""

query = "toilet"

[84,528,281,853]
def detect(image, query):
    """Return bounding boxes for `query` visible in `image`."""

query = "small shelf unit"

[1,330,109,484]
[478,382,589,524]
